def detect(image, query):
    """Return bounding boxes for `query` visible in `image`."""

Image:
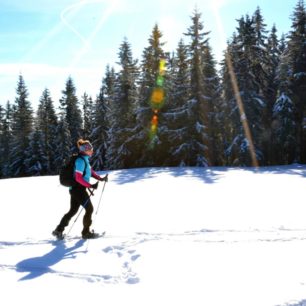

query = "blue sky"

[0,0,299,109]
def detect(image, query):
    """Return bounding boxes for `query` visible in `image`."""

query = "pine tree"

[271,30,296,165]
[0,104,4,177]
[36,88,58,174]
[201,43,223,165]
[90,87,108,170]
[24,130,46,176]
[81,92,94,139]
[10,75,33,177]
[59,77,83,147]
[107,38,139,169]
[91,65,115,170]
[286,0,306,162]
[265,25,282,163]
[132,24,166,167]
[222,14,265,166]
[0,102,13,177]
[267,25,281,104]
[279,33,287,54]
[272,93,296,164]
[252,7,275,164]
[184,8,211,166]
[220,36,237,165]
[161,39,191,166]
[54,113,72,171]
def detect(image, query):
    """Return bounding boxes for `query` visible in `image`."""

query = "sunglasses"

[79,143,93,152]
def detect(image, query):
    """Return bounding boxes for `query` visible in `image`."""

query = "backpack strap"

[75,154,88,177]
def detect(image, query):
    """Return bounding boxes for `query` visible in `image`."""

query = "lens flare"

[150,87,164,106]
[149,59,166,144]
[156,75,164,86]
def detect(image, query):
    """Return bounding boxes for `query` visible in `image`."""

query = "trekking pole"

[85,178,108,251]
[95,174,108,217]
[66,189,94,236]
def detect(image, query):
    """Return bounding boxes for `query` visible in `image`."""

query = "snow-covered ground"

[1,165,306,306]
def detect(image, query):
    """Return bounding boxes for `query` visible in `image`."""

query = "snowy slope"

[1,165,306,306]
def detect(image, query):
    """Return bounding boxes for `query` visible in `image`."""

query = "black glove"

[100,174,108,182]
[91,182,99,190]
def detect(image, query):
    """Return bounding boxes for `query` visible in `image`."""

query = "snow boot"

[82,230,99,239]
[52,229,64,240]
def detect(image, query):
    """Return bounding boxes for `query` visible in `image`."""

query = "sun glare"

[210,0,259,167]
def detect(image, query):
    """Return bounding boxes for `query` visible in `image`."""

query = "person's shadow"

[16,239,85,281]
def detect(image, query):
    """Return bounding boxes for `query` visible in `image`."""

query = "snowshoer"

[52,139,108,239]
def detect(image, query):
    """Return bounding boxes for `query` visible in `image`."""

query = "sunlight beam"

[210,2,259,167]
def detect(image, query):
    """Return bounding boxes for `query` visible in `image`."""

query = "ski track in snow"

[276,300,306,306]
[2,227,306,247]
[1,228,306,286]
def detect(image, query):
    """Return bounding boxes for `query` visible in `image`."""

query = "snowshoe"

[82,230,103,239]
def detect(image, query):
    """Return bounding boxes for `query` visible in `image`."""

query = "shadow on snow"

[110,166,223,185]
[107,164,306,185]
[16,239,85,281]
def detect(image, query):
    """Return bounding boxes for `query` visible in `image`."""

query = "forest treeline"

[0,1,306,178]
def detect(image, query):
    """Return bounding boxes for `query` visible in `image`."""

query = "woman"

[52,139,108,239]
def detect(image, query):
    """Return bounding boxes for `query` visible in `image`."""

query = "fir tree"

[286,0,306,162]
[81,92,94,139]
[222,14,265,166]
[107,38,139,169]
[0,102,13,177]
[201,43,223,165]
[24,130,46,176]
[265,25,282,163]
[252,7,275,164]
[271,33,295,165]
[272,93,296,164]
[10,75,33,177]
[90,87,108,170]
[59,76,83,147]
[0,104,4,177]
[54,113,72,171]
[267,25,281,101]
[184,8,211,166]
[36,88,58,174]
[161,39,191,166]
[91,65,116,170]
[220,36,237,165]
[279,33,287,54]
[126,24,166,167]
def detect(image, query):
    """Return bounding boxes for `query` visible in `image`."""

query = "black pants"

[56,186,93,235]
